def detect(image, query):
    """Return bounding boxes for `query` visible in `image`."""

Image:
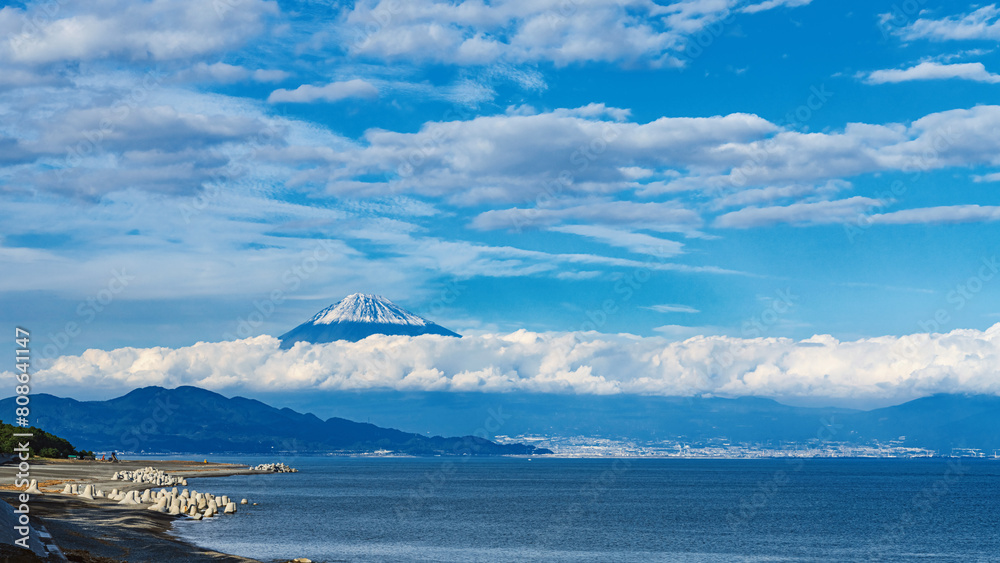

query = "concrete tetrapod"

[224,502,237,514]
[78,485,95,500]
[24,480,42,495]
[118,490,142,505]
[61,484,73,494]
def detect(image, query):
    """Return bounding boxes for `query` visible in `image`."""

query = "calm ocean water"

[167,457,1000,562]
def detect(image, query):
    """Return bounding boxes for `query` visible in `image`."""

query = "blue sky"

[4,0,1000,365]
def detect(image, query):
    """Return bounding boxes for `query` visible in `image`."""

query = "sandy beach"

[0,459,286,563]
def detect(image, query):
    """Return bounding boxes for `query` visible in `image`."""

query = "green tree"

[0,420,90,458]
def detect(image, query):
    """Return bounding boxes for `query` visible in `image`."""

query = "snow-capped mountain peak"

[310,293,428,326]
[279,293,460,348]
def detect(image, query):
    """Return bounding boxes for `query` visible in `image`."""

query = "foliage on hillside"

[0,420,93,458]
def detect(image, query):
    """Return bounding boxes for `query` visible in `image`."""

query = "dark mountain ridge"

[0,386,548,456]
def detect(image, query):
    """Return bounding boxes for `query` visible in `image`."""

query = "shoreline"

[0,459,287,563]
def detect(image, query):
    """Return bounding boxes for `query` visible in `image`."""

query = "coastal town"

[494,434,1000,459]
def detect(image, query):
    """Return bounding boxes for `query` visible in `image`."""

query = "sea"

[157,456,1000,562]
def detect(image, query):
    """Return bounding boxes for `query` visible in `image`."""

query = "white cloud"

[897,5,1000,41]
[715,200,1000,228]
[0,67,64,90]
[864,61,1000,84]
[973,172,1000,183]
[667,105,1000,193]
[268,79,379,104]
[714,196,884,228]
[22,324,1000,404]
[179,63,291,84]
[710,180,850,210]
[470,200,702,233]
[0,0,279,64]
[869,205,1000,225]
[342,219,743,279]
[12,66,1000,234]
[741,0,812,15]
[8,68,1000,258]
[253,69,291,83]
[338,0,812,67]
[319,104,1000,216]
[334,106,776,204]
[653,324,721,338]
[645,304,700,313]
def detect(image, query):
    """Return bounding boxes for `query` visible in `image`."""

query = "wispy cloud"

[548,225,685,257]
[472,200,703,234]
[741,0,813,15]
[644,304,700,313]
[895,4,1000,41]
[863,62,1000,84]
[714,197,883,228]
[972,172,1000,183]
[268,79,379,103]
[869,205,1000,225]
[178,62,291,84]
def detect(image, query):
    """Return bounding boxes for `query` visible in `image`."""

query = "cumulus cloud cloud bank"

[22,325,1000,405]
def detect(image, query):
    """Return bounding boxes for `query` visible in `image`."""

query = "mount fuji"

[279,293,461,349]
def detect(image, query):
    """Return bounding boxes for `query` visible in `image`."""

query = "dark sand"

[0,459,282,563]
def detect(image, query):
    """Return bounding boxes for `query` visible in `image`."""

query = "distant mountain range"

[252,391,1000,454]
[0,386,549,456]
[5,386,999,455]
[279,293,460,349]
